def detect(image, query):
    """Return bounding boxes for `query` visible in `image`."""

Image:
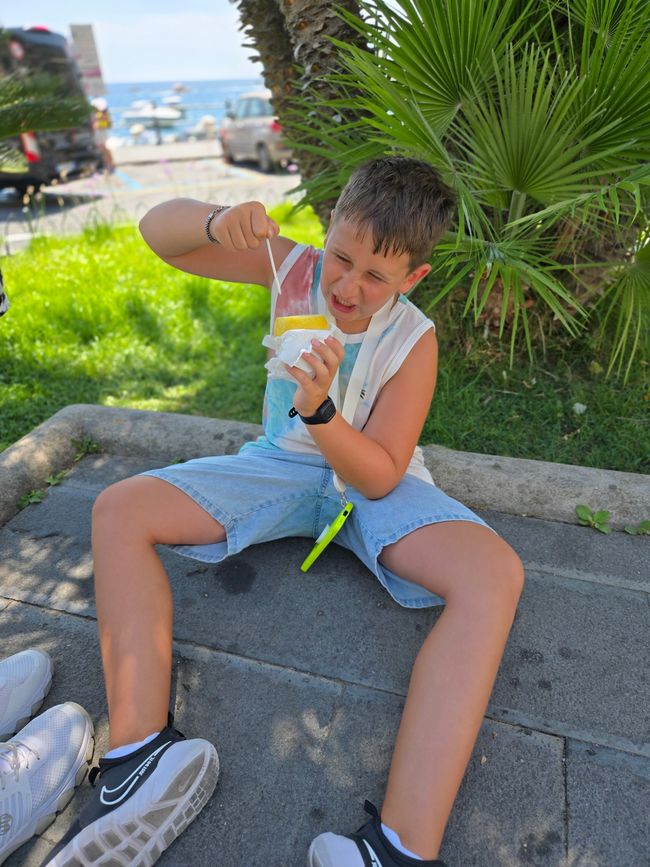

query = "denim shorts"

[141,441,493,609]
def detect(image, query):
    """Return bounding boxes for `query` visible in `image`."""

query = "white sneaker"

[0,649,53,740]
[0,702,94,865]
[307,801,448,866]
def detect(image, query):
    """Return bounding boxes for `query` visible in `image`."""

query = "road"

[0,142,301,254]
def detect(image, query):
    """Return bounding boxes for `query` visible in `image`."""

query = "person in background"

[91,97,114,174]
[0,267,8,317]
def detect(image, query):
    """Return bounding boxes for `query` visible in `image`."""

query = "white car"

[219,89,292,172]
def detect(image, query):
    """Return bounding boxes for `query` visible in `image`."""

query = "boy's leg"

[92,475,226,749]
[378,521,524,860]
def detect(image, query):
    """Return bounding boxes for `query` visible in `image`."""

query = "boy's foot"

[308,801,448,867]
[0,648,53,740]
[42,722,219,866]
[0,702,94,866]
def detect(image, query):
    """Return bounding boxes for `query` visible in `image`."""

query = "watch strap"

[289,397,336,425]
[205,206,229,243]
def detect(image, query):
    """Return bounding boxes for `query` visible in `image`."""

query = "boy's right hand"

[211,201,280,251]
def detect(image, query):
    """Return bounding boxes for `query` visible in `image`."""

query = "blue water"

[105,78,263,144]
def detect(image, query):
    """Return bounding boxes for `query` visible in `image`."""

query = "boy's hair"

[333,156,456,272]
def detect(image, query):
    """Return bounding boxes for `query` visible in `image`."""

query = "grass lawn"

[1,203,647,474]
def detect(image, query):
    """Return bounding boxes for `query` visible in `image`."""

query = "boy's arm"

[292,329,438,500]
[138,198,296,289]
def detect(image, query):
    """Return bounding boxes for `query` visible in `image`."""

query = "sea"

[104,78,264,146]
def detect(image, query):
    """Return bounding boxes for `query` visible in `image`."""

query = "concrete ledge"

[1,404,648,529]
[0,408,85,526]
[421,445,649,528]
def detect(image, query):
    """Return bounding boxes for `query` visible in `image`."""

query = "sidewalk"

[112,139,224,166]
[0,405,648,867]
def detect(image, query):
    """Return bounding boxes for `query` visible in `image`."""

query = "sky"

[6,1,263,82]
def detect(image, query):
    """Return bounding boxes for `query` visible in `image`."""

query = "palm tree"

[232,0,369,220]
[271,0,649,377]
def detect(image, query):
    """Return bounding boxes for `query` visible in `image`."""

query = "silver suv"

[219,89,292,172]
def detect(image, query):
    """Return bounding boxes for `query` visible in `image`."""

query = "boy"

[43,158,524,866]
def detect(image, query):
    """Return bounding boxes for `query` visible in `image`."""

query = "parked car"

[0,26,101,193]
[219,89,292,173]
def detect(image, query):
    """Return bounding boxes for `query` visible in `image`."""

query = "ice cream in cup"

[263,315,341,380]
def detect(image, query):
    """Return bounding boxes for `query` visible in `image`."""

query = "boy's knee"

[454,538,524,610]
[92,477,143,534]
[498,543,525,604]
[476,539,524,611]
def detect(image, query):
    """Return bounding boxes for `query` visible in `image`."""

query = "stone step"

[1,460,648,760]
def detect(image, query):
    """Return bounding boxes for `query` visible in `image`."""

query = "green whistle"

[300,502,354,572]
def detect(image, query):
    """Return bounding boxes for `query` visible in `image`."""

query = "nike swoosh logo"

[363,840,383,866]
[100,741,172,806]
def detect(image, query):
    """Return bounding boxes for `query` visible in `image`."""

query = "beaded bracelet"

[205,205,229,243]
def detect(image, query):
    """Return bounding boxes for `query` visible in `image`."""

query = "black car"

[0,26,101,193]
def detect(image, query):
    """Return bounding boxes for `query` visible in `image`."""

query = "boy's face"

[321,215,431,334]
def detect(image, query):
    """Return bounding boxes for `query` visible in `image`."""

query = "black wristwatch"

[288,397,337,425]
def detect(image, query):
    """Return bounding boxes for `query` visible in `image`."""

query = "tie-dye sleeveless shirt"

[243,243,436,485]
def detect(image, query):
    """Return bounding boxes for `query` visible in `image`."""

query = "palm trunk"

[233,0,368,223]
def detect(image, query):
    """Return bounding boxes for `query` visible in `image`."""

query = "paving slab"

[494,573,649,756]
[3,470,649,752]
[482,510,650,592]
[308,684,568,867]
[2,604,571,867]
[566,739,650,867]
[1,405,649,867]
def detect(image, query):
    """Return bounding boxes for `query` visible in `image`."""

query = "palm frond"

[598,236,650,381]
[333,0,543,134]
[555,0,650,167]
[558,0,650,43]
[426,233,587,357]
[0,72,91,140]
[455,43,635,215]
[508,163,650,234]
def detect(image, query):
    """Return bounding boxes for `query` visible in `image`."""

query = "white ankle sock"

[104,731,159,760]
[381,822,424,860]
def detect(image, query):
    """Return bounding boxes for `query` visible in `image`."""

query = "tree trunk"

[233,0,368,223]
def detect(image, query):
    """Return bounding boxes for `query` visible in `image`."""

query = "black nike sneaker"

[308,801,448,867]
[41,721,219,866]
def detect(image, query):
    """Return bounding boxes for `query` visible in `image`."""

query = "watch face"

[308,398,336,423]
[290,398,336,424]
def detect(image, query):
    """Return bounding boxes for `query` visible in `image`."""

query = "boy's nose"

[336,273,360,299]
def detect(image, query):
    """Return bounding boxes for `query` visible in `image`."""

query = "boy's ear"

[402,263,431,295]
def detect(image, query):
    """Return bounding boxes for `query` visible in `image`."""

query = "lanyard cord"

[332,295,393,498]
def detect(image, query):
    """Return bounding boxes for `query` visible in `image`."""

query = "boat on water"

[122,100,182,128]
[162,94,186,115]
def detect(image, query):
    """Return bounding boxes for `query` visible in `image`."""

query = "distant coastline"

[104,78,264,146]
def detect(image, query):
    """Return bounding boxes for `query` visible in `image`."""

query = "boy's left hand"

[286,335,345,417]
